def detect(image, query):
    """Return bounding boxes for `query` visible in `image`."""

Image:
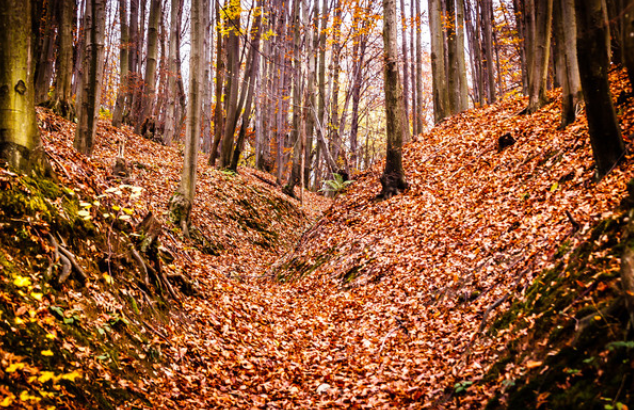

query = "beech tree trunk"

[302,0,316,187]
[525,0,553,114]
[400,0,410,128]
[0,0,48,174]
[623,0,634,87]
[229,0,263,172]
[554,0,582,128]
[283,0,302,198]
[380,0,409,199]
[208,4,224,166]
[52,0,75,120]
[112,0,129,127]
[137,0,161,134]
[125,0,139,126]
[218,0,241,170]
[575,0,625,179]
[163,0,183,144]
[74,0,106,157]
[428,0,448,123]
[169,0,203,233]
[456,0,469,111]
[34,0,57,106]
[481,0,496,104]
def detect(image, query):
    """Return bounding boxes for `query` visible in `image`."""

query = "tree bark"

[162,0,183,144]
[74,0,106,157]
[169,0,203,233]
[575,0,625,179]
[481,0,497,104]
[428,0,448,123]
[400,0,410,129]
[112,0,129,127]
[623,0,634,88]
[34,0,57,106]
[229,0,263,172]
[380,0,409,199]
[554,0,582,128]
[51,0,75,120]
[218,0,241,170]
[208,4,224,165]
[525,0,553,114]
[137,0,161,134]
[0,0,48,173]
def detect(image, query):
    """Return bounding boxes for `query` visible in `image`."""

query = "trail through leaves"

[36,69,634,409]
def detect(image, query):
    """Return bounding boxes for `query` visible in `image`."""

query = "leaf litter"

[13,68,634,408]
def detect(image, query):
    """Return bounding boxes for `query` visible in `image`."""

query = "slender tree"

[553,0,582,128]
[428,0,448,123]
[218,0,242,170]
[169,0,204,234]
[623,0,634,87]
[380,0,409,199]
[34,0,57,106]
[74,0,107,156]
[575,0,625,179]
[163,0,183,144]
[137,0,161,134]
[112,0,130,127]
[524,0,553,114]
[229,0,263,172]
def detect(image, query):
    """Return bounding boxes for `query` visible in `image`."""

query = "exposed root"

[48,234,87,285]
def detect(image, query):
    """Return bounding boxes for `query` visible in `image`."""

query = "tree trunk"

[218,0,241,170]
[575,0,625,179]
[349,13,367,172]
[303,0,316,187]
[229,0,263,172]
[400,0,410,130]
[623,0,634,88]
[428,0,448,123]
[380,0,409,199]
[169,0,203,233]
[74,0,106,157]
[329,0,343,165]
[208,4,224,165]
[163,0,182,144]
[201,0,213,153]
[512,0,529,95]
[554,0,582,128]
[52,0,75,120]
[481,0,497,104]
[0,0,48,174]
[138,0,161,135]
[446,0,461,114]
[525,0,553,113]
[125,0,139,125]
[283,0,302,197]
[456,0,469,111]
[112,0,129,127]
[34,0,57,106]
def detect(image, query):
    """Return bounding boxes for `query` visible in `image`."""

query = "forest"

[2,0,634,408]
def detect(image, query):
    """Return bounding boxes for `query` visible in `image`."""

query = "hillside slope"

[2,70,634,409]
[0,110,327,409]
[271,68,634,408]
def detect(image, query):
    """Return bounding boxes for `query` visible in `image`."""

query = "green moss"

[485,213,634,409]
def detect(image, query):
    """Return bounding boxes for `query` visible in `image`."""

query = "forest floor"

[2,69,634,409]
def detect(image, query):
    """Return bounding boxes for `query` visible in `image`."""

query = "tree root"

[573,297,624,346]
[48,234,87,285]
